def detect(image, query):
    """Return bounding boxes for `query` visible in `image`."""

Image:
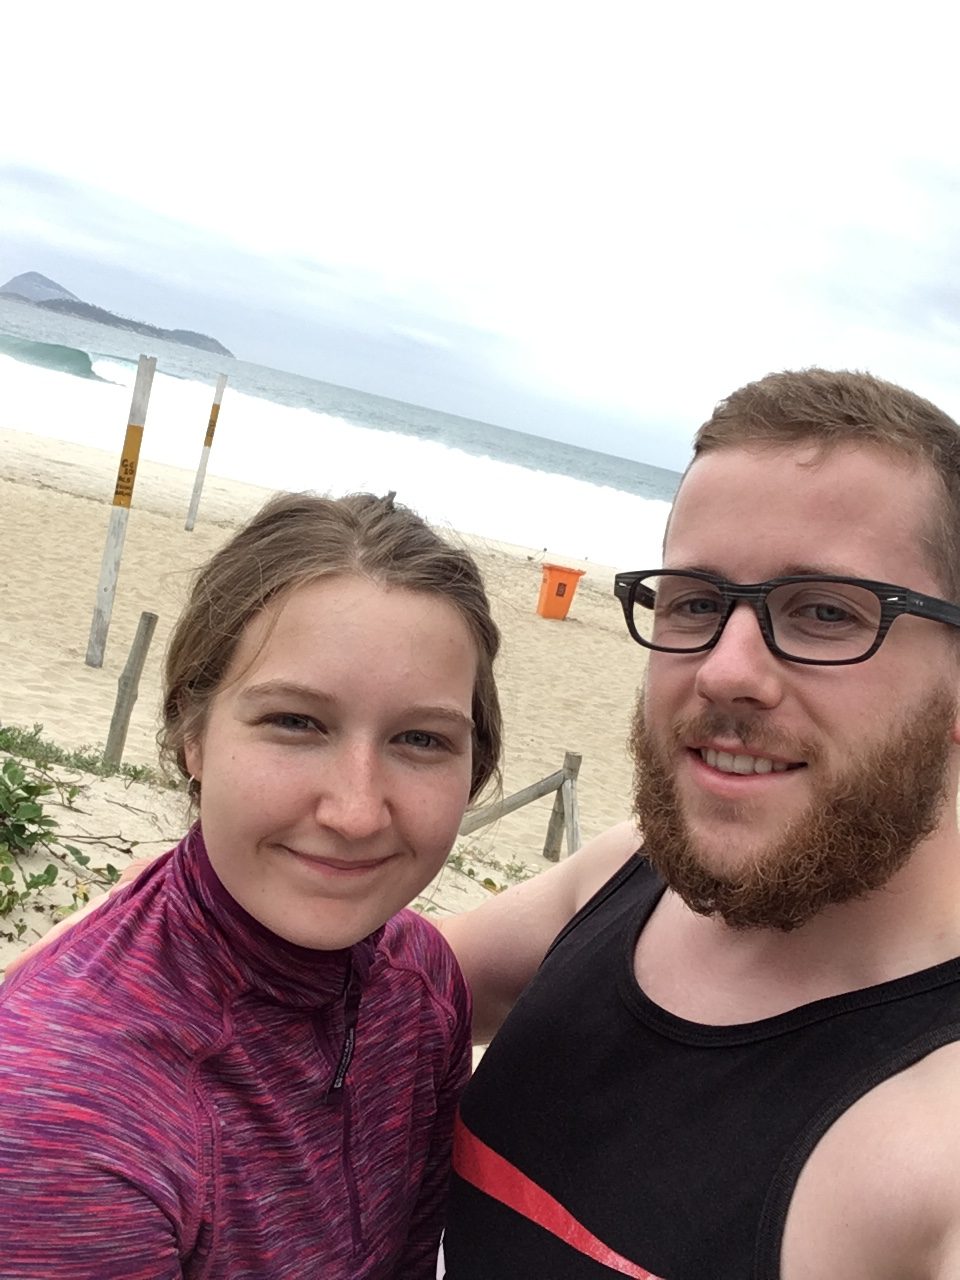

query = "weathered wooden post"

[561,751,582,856]
[185,373,228,531]
[103,611,159,767]
[542,751,582,861]
[453,750,584,859]
[85,355,157,668]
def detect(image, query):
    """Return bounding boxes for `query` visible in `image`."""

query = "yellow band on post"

[204,402,221,448]
[113,423,144,507]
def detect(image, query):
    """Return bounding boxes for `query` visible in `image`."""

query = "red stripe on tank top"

[453,1113,665,1279]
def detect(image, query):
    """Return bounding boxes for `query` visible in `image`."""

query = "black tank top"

[443,853,960,1279]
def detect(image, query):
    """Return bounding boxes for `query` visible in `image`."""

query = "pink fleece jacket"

[0,827,470,1278]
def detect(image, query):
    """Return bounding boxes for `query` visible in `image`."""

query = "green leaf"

[25,864,59,890]
[2,760,25,786]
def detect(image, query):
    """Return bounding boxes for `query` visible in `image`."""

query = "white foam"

[0,355,670,569]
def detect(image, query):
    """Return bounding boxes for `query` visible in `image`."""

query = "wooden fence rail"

[458,750,582,861]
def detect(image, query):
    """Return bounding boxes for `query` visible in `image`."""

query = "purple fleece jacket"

[0,827,470,1278]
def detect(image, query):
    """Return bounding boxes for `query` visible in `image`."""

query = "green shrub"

[0,757,122,945]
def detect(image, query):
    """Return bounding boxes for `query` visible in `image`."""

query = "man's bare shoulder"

[783,1039,960,1279]
[439,820,640,1042]
[568,819,643,913]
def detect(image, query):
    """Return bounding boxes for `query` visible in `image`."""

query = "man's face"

[634,443,960,929]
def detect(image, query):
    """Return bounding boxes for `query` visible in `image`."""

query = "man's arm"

[780,1040,960,1279]
[438,820,640,1042]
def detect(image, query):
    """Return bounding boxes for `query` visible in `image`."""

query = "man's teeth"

[700,748,791,775]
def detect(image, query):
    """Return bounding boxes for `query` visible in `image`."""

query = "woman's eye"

[264,713,319,732]
[398,730,444,751]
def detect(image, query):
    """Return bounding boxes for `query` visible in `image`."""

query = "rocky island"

[0,272,234,358]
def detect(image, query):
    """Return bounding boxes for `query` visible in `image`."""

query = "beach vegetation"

[0,755,125,948]
[441,843,537,896]
[412,843,539,919]
[0,722,174,789]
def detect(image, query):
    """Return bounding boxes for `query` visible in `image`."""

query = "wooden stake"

[456,750,583,861]
[85,355,156,668]
[185,373,228,531]
[104,611,159,767]
[543,751,582,861]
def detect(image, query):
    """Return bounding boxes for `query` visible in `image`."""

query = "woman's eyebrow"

[237,680,330,705]
[237,682,474,728]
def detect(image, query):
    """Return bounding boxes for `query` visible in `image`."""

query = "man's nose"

[693,601,784,709]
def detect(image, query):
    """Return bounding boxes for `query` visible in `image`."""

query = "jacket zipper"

[341,1086,363,1257]
[318,959,365,1257]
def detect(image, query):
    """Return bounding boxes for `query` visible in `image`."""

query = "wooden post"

[185,373,228,531]
[562,751,582,855]
[103,611,159,767]
[542,751,582,861]
[85,355,157,668]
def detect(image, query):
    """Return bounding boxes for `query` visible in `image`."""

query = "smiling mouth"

[285,848,394,873]
[697,748,805,776]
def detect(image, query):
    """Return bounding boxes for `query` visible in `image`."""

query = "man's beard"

[631,690,956,931]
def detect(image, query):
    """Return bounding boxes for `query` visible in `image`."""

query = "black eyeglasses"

[613,570,960,666]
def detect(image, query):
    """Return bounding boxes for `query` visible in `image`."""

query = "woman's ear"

[184,737,203,781]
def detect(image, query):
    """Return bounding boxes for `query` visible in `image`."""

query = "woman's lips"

[283,847,395,875]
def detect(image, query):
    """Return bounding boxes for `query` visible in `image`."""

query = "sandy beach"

[0,426,647,970]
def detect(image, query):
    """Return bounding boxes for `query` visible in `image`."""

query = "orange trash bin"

[536,563,586,620]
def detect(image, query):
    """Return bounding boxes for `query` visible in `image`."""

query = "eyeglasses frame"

[613,569,960,666]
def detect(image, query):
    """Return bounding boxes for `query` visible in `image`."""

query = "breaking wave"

[0,333,109,382]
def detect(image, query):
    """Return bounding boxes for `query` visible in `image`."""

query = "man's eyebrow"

[667,562,870,581]
[772,562,872,579]
[237,682,474,727]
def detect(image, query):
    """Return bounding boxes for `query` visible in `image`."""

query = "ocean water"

[0,296,680,568]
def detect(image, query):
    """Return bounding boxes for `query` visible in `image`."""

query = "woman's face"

[184,574,478,949]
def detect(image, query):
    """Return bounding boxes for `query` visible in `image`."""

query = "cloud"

[4,1,960,461]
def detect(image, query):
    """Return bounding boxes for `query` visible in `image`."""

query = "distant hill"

[0,273,234,358]
[1,271,81,304]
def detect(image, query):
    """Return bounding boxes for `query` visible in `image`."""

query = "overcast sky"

[2,0,958,468]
